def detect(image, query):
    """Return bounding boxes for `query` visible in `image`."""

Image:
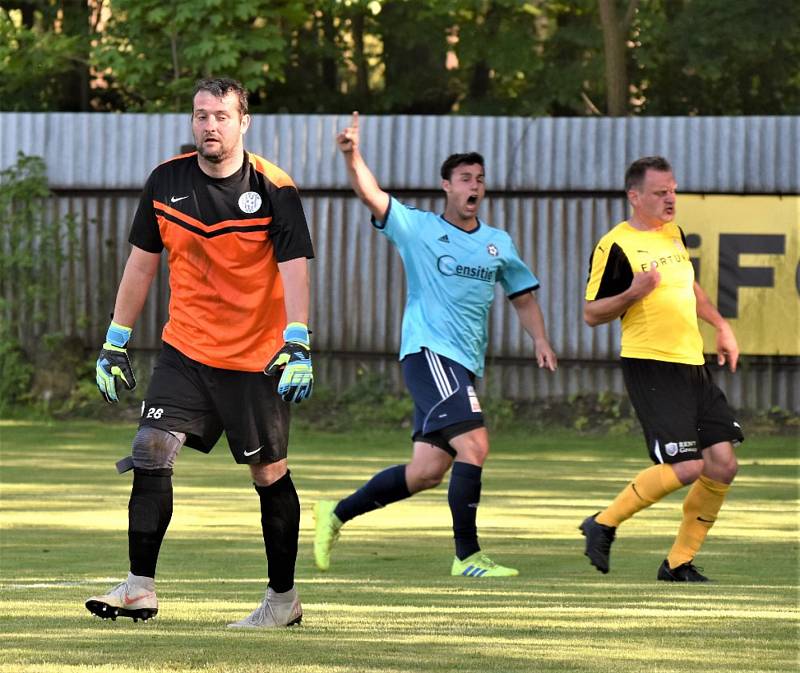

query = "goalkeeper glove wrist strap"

[106,321,133,348]
[283,322,309,346]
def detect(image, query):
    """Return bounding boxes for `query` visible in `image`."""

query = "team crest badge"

[238,191,262,214]
[487,243,498,257]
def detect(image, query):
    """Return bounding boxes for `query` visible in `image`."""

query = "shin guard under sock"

[334,464,411,523]
[255,471,300,593]
[596,463,683,528]
[128,468,173,578]
[667,475,730,568]
[448,462,482,560]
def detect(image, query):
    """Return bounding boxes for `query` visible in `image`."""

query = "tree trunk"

[598,0,637,116]
[59,0,92,111]
[352,10,370,102]
[321,6,338,97]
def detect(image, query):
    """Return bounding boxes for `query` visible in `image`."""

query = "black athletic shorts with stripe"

[139,343,290,464]
[621,357,744,465]
[401,348,485,456]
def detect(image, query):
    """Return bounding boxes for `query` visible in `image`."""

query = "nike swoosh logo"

[243,445,263,457]
[170,195,190,203]
[123,592,154,605]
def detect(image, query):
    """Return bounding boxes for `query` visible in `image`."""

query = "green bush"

[0,153,83,415]
[0,331,33,414]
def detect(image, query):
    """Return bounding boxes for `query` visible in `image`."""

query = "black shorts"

[401,348,485,457]
[139,343,290,464]
[621,357,744,465]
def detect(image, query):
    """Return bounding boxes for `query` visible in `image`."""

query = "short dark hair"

[192,78,249,117]
[440,152,485,181]
[625,156,672,192]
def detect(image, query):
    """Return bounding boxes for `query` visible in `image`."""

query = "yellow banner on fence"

[679,195,800,356]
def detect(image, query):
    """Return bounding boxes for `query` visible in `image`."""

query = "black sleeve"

[128,173,164,253]
[590,242,634,300]
[269,186,315,262]
[678,225,688,247]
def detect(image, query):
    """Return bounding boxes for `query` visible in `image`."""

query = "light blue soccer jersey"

[374,197,539,377]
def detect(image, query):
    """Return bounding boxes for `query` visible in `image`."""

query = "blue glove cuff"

[106,321,132,348]
[283,322,309,346]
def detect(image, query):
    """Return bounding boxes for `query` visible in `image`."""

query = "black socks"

[255,471,300,593]
[128,468,173,578]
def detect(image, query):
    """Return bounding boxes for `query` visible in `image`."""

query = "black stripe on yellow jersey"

[585,220,704,364]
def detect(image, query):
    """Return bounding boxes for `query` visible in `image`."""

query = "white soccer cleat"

[228,587,303,629]
[85,580,158,622]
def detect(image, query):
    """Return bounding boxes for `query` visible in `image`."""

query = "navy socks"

[448,462,482,560]
[334,464,411,523]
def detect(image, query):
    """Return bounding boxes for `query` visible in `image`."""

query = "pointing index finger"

[352,111,359,129]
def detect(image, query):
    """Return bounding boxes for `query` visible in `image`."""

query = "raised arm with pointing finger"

[336,111,390,220]
[315,113,557,579]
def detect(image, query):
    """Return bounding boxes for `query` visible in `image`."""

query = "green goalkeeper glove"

[264,322,313,403]
[96,321,137,403]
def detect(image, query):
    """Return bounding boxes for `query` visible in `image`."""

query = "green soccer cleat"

[313,500,342,571]
[451,552,519,577]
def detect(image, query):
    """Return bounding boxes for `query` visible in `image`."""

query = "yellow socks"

[596,464,683,527]
[667,475,730,569]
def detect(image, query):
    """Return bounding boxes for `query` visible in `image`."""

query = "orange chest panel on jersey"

[130,152,312,371]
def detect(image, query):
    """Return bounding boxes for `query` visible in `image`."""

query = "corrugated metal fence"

[1,113,798,411]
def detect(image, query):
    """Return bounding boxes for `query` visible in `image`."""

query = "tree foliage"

[0,0,797,115]
[0,5,86,110]
[92,0,308,111]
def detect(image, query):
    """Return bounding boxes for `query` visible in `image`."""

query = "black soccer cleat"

[579,512,616,574]
[657,559,710,582]
[85,599,158,622]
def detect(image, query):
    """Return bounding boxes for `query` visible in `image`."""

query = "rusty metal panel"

[3,113,798,193]
[2,111,796,410]
[6,190,797,410]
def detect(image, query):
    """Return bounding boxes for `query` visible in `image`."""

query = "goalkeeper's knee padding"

[131,427,185,471]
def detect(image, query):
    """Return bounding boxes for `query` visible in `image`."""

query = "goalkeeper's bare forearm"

[112,246,161,327]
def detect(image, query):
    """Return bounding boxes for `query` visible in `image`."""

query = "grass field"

[1,420,798,673]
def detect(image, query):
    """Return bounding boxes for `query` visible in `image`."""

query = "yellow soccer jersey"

[585,221,703,364]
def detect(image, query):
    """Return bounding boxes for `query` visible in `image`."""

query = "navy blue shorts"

[401,348,485,456]
[621,357,744,465]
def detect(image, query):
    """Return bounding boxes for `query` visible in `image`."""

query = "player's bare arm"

[693,281,739,372]
[510,292,558,371]
[112,246,161,326]
[584,262,661,327]
[277,257,310,326]
[336,111,390,221]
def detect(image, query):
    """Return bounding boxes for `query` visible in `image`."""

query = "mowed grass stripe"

[0,421,797,673]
